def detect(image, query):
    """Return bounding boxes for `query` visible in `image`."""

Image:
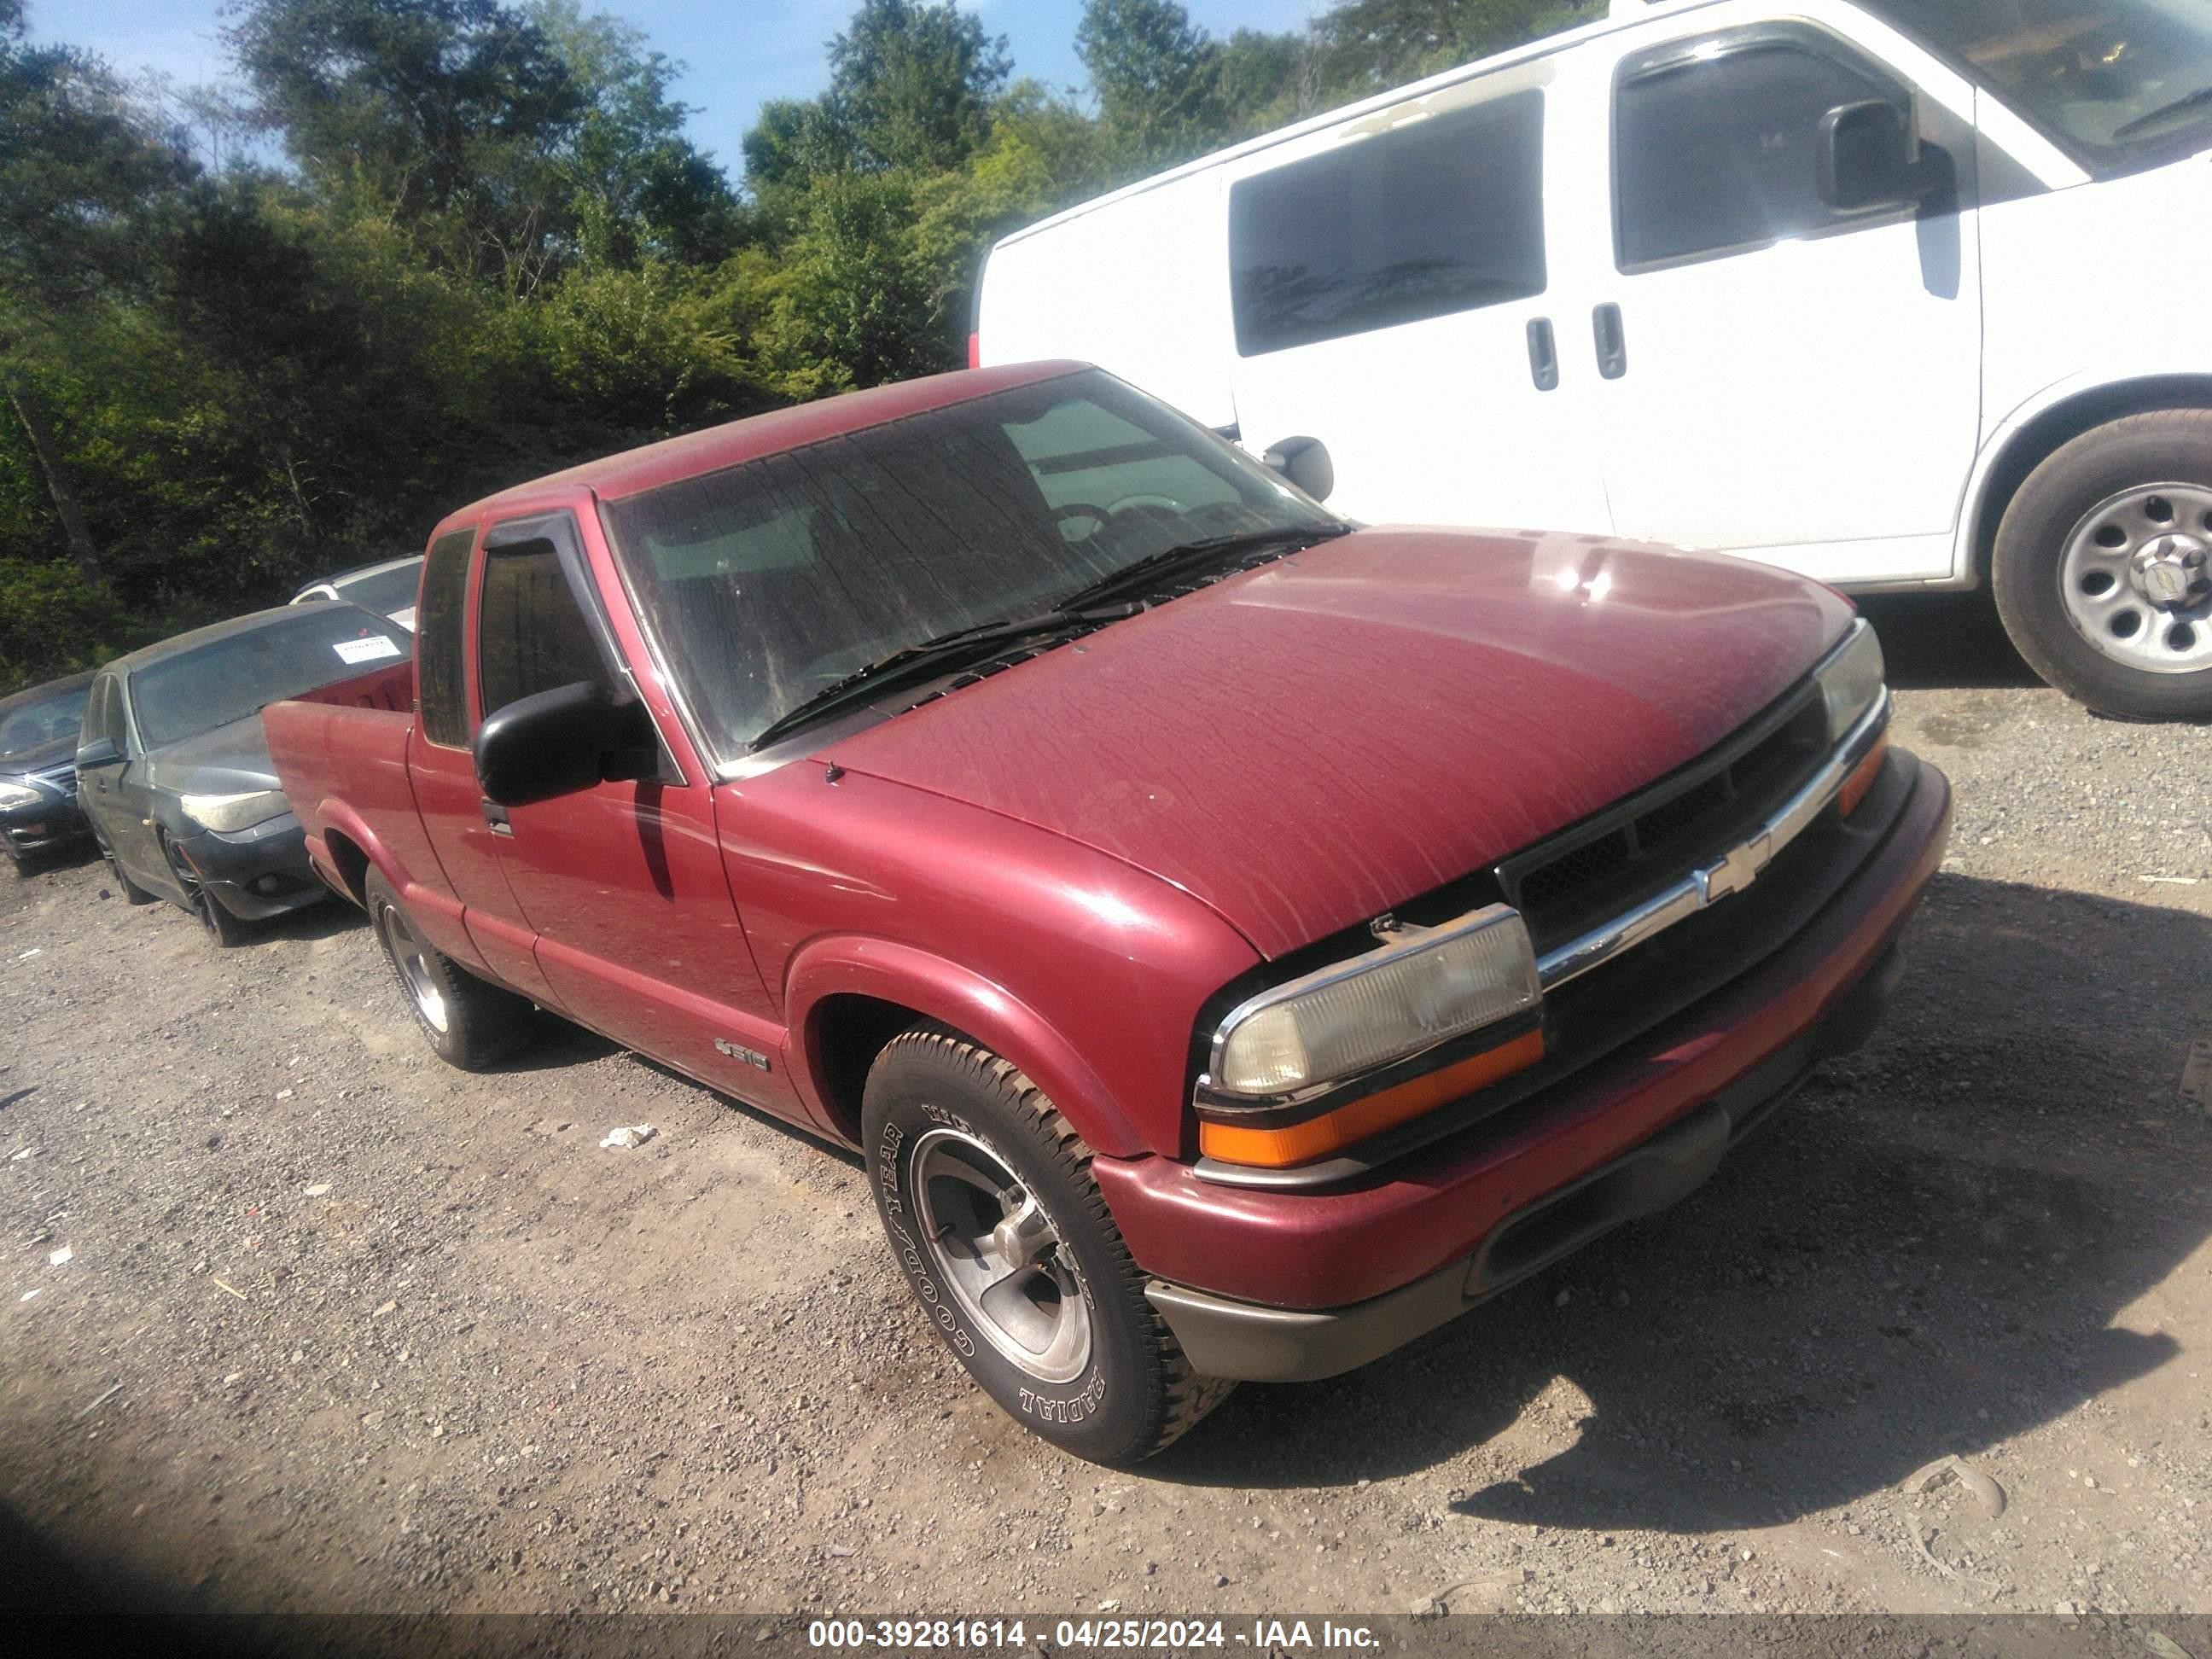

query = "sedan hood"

[145,713,282,796]
[819,528,1854,961]
[1,732,80,778]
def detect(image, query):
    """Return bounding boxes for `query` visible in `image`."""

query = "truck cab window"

[1614,35,1902,269]
[416,527,477,747]
[477,538,615,720]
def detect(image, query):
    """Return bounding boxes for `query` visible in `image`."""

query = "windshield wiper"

[2112,83,2212,141]
[749,605,1135,749]
[1053,523,1351,611]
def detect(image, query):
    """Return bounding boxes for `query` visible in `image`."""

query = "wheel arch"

[787,938,1144,1158]
[1965,372,2212,583]
[307,801,405,911]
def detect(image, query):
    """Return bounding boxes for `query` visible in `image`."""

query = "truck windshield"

[601,369,1337,757]
[1871,0,2212,167]
[0,684,90,760]
[131,607,410,751]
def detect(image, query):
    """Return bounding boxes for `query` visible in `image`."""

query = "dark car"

[0,670,96,871]
[77,602,411,945]
[290,554,423,631]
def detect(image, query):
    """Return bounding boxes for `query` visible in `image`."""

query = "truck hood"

[145,713,282,796]
[819,527,1854,959]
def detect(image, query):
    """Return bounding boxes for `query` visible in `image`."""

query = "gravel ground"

[2,593,2208,1626]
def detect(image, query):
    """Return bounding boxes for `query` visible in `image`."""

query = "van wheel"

[363,870,535,1070]
[1993,410,2212,720]
[861,1027,1235,1464]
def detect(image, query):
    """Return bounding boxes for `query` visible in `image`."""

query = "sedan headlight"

[0,780,43,811]
[1212,906,1540,1098]
[1816,621,1885,742]
[178,789,290,832]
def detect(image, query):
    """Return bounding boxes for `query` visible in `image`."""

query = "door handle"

[1592,303,1627,380]
[480,800,513,838]
[1525,317,1559,391]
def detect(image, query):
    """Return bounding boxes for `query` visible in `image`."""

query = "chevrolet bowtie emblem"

[1697,832,1773,904]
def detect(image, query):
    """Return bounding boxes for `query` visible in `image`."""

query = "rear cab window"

[416,527,477,748]
[1229,86,1547,355]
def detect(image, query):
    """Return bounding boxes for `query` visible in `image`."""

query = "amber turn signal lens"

[1837,732,1889,818]
[1199,1027,1545,1169]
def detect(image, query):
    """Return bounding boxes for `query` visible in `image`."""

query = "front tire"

[161,835,253,947]
[363,870,536,1070]
[862,1027,1234,1464]
[1993,410,2212,720]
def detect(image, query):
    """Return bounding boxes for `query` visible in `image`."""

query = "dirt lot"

[3,595,2208,1625]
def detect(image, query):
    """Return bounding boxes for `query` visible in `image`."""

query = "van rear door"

[1220,60,1615,535]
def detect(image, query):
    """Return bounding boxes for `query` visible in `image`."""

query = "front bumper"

[170,813,327,921]
[1098,749,1951,1382]
[1,795,88,857]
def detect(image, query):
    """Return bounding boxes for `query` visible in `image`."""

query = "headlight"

[0,780,43,811]
[1816,621,1885,742]
[1212,906,1540,1098]
[178,789,289,832]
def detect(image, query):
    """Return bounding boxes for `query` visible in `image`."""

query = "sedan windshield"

[130,607,409,750]
[0,684,90,760]
[601,370,1338,757]
[1871,0,2212,167]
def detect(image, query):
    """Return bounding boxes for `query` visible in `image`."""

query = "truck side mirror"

[1816,99,1923,212]
[1262,435,1336,503]
[75,737,120,769]
[474,680,658,807]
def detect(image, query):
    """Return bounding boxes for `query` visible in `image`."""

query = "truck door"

[470,509,806,1123]
[1573,3,1986,585]
[1221,61,1615,535]
[405,523,558,1001]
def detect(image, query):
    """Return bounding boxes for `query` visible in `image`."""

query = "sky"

[26,0,1314,175]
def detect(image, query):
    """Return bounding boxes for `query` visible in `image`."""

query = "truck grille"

[1499,683,1830,954]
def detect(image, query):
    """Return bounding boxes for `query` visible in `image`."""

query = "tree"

[0,0,195,586]
[1313,0,1598,96]
[827,0,1010,172]
[1075,0,1225,169]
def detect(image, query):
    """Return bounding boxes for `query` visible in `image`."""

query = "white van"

[975,0,2212,719]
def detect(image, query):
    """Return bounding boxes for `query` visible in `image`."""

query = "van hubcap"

[910,1127,1092,1383]
[2059,483,2212,675]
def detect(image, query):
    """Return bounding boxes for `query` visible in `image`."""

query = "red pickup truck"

[265,362,1950,1463]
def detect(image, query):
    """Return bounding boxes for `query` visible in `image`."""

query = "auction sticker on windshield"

[333,637,403,664]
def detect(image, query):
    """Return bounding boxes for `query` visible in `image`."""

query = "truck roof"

[443,361,1089,528]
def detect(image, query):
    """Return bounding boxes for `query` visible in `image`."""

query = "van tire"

[861,1027,1235,1464]
[1992,410,2212,720]
[363,870,536,1070]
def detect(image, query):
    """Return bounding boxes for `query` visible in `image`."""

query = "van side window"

[477,535,615,719]
[1229,88,1546,356]
[1614,34,1901,270]
[416,527,477,747]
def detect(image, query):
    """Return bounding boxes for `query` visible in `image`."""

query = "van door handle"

[1525,317,1559,391]
[480,800,513,837]
[1592,303,1627,380]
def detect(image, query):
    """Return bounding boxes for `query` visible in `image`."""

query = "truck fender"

[783,934,1144,1159]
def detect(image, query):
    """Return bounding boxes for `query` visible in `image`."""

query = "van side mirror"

[1262,435,1335,503]
[75,737,120,769]
[1816,99,1924,212]
[474,680,658,807]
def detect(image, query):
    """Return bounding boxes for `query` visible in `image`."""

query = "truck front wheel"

[364,870,535,1070]
[1993,409,2212,720]
[861,1027,1235,1464]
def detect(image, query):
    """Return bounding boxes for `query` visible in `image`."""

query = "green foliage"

[1,0,1598,693]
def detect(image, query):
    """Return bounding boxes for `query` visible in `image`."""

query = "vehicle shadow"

[1159,873,2211,1530]
[1853,592,2040,691]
